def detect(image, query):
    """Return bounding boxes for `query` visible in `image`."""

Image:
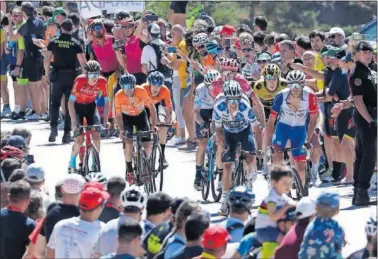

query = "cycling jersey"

[213,93,257,133]
[92,35,118,73]
[270,87,318,127]
[114,86,153,116]
[70,75,108,104]
[253,78,288,110]
[194,83,215,110]
[141,83,172,108]
[210,73,254,98]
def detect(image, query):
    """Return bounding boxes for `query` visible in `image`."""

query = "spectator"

[143,191,173,237]
[253,16,268,32]
[68,12,85,49]
[0,180,36,259]
[253,31,267,52]
[274,197,316,259]
[25,189,45,221]
[256,52,272,72]
[99,176,126,223]
[171,212,210,259]
[11,127,32,147]
[194,225,230,259]
[100,217,144,259]
[347,215,376,259]
[24,163,54,211]
[264,33,276,54]
[295,36,312,57]
[239,32,260,81]
[0,131,10,149]
[0,156,24,208]
[309,30,327,92]
[53,7,67,29]
[298,192,344,259]
[64,1,79,14]
[168,1,188,27]
[93,187,147,258]
[328,27,346,49]
[54,179,64,202]
[279,40,297,78]
[47,184,108,258]
[6,134,28,153]
[236,24,252,37]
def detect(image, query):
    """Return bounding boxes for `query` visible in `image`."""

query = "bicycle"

[75,124,103,177]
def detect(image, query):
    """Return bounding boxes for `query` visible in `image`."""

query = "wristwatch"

[16,64,21,68]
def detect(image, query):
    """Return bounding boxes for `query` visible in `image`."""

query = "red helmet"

[0,146,24,161]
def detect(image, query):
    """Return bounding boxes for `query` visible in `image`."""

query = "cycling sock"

[69,155,77,168]
[221,191,228,202]
[217,168,223,181]
[161,144,166,157]
[312,163,319,175]
[126,161,133,172]
[195,165,203,179]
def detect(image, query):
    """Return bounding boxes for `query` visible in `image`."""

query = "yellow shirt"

[174,39,188,88]
[107,73,118,104]
[0,28,5,44]
[314,52,325,91]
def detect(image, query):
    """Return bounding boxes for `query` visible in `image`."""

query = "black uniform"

[47,33,83,134]
[349,61,377,194]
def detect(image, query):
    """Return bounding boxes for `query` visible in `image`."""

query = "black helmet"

[84,60,101,74]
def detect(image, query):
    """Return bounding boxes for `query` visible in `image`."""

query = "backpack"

[148,42,173,79]
[153,231,185,259]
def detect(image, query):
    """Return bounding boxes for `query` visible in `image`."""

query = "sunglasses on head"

[91,24,103,32]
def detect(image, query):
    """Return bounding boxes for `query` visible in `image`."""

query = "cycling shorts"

[272,123,307,161]
[170,1,188,14]
[195,109,213,139]
[223,126,255,163]
[74,102,101,129]
[323,103,337,138]
[336,107,356,141]
[122,110,151,142]
[256,227,280,244]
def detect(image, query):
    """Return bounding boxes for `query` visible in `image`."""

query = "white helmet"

[204,69,221,85]
[120,187,147,209]
[84,172,107,185]
[365,216,377,236]
[286,70,306,83]
[193,33,208,47]
[223,80,242,99]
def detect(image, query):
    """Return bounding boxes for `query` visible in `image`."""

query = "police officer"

[349,41,377,206]
[44,19,86,143]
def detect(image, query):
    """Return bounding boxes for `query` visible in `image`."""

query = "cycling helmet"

[192,33,208,47]
[223,80,242,99]
[84,172,107,185]
[365,216,377,236]
[205,40,220,55]
[120,186,147,209]
[262,64,281,78]
[119,73,137,88]
[0,146,24,161]
[84,60,102,74]
[204,69,221,85]
[286,70,306,83]
[219,58,239,72]
[89,18,104,30]
[147,71,165,87]
[228,186,255,209]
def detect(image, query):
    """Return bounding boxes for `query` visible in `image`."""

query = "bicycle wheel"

[201,167,210,201]
[83,145,101,177]
[210,144,221,202]
[151,143,164,192]
[288,168,304,201]
[140,152,155,195]
[232,157,245,188]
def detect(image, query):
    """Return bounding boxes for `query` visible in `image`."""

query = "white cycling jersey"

[194,83,215,110]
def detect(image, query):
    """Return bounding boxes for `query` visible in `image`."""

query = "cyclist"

[209,58,266,127]
[114,73,158,184]
[193,69,223,191]
[67,61,109,173]
[142,71,173,168]
[253,64,287,120]
[213,80,262,216]
[266,70,318,185]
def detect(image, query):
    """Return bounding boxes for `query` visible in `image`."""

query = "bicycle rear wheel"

[201,168,210,201]
[288,168,304,201]
[151,143,164,191]
[83,145,101,177]
[232,158,245,188]
[209,145,221,202]
[140,152,155,195]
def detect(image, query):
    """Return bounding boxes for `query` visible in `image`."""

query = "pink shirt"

[124,35,143,74]
[92,35,119,73]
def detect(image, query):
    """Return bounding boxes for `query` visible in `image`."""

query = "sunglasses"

[288,82,303,89]
[12,14,21,17]
[257,60,269,64]
[241,48,254,53]
[87,73,100,79]
[91,24,103,32]
[122,83,134,90]
[265,74,276,80]
[227,98,241,105]
[122,25,134,30]
[329,34,340,39]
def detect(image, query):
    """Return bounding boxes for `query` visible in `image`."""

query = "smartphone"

[102,10,107,17]
[145,15,158,22]
[24,154,34,165]
[168,47,176,53]
[225,38,231,49]
[31,34,36,40]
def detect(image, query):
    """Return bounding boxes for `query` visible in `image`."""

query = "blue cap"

[6,135,27,149]
[341,52,353,62]
[316,192,340,209]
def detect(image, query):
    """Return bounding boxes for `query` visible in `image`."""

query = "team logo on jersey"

[354,78,362,86]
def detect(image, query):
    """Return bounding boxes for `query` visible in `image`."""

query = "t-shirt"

[274,219,310,259]
[256,188,293,229]
[327,68,350,101]
[70,75,108,104]
[220,217,245,243]
[18,16,46,58]
[141,219,156,239]
[0,27,5,44]
[124,35,143,74]
[141,39,167,73]
[314,51,326,91]
[41,203,80,242]
[164,233,186,259]
[298,217,344,259]
[114,86,153,116]
[99,204,121,223]
[47,216,104,258]
[92,35,118,73]
[237,232,260,257]
[143,221,172,258]
[172,39,188,88]
[171,245,203,259]
[349,61,377,108]
[0,207,36,259]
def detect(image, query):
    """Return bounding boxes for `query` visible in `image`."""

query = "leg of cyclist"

[291,128,308,186]
[240,126,258,188]
[68,102,85,171]
[89,105,102,153]
[271,123,289,165]
[310,133,322,186]
[194,138,208,191]
[159,105,171,167]
[69,134,85,170]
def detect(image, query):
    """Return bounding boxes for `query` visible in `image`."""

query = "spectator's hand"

[11,66,20,77]
[161,56,170,65]
[290,62,305,71]
[190,59,202,71]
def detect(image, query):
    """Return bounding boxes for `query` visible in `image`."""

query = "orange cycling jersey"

[115,86,153,116]
[141,83,173,108]
[70,75,108,104]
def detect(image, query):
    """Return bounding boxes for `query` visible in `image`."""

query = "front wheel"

[288,167,304,201]
[151,144,164,192]
[83,145,101,177]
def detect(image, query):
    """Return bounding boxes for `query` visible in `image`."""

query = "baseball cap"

[53,8,67,20]
[341,52,353,62]
[148,23,161,35]
[356,41,373,52]
[219,24,237,36]
[295,197,316,219]
[202,225,231,249]
[316,191,340,209]
[321,46,345,59]
[115,11,130,20]
[350,32,366,42]
[329,27,345,38]
[25,163,45,183]
[62,174,85,194]
[79,186,110,211]
[6,135,27,149]
[257,52,272,61]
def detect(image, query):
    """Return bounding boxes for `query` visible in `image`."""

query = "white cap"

[329,27,345,38]
[295,197,316,219]
[62,174,85,194]
[148,23,161,35]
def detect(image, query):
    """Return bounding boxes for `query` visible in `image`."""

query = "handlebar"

[156,123,172,128]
